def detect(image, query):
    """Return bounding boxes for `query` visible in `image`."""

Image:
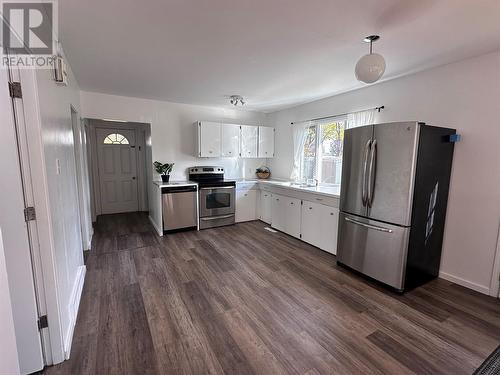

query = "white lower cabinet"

[271,193,301,238]
[235,189,257,222]
[259,191,272,224]
[301,200,339,254]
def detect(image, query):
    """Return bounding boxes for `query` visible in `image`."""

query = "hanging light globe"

[355,35,386,84]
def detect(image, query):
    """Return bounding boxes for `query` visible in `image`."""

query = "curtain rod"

[290,105,384,125]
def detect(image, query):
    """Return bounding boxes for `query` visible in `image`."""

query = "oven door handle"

[200,214,234,221]
[200,186,234,190]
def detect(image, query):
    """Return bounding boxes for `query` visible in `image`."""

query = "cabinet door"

[259,191,272,224]
[198,121,221,157]
[241,125,258,158]
[284,196,301,238]
[222,124,240,157]
[258,126,275,158]
[319,206,339,255]
[271,193,286,232]
[301,201,323,247]
[235,190,257,222]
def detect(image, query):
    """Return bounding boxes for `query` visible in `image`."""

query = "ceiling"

[60,0,500,112]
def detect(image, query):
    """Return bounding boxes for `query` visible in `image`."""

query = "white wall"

[34,56,87,360]
[80,92,269,181]
[0,229,21,375]
[267,51,500,295]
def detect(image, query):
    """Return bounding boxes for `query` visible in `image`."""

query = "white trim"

[19,69,65,364]
[439,271,490,295]
[64,265,86,359]
[149,214,163,236]
[489,221,500,297]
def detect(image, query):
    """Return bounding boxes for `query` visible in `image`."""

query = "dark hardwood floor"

[44,212,500,375]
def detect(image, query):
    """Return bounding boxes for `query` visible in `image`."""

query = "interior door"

[340,124,373,217]
[1,64,44,373]
[367,122,419,226]
[96,128,139,214]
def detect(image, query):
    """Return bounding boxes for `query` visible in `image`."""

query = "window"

[103,133,129,145]
[300,118,346,186]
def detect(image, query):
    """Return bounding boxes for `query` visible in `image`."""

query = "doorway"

[88,119,151,218]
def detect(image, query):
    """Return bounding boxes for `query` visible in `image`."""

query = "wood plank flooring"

[44,212,500,375]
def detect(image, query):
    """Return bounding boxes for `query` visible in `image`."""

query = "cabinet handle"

[330,212,334,215]
[244,194,248,197]
[309,207,312,210]
[315,198,323,201]
[276,198,279,201]
[290,202,294,205]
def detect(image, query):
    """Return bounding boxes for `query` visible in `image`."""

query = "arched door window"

[103,133,129,145]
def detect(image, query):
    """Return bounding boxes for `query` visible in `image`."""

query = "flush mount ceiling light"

[229,95,245,106]
[355,35,386,84]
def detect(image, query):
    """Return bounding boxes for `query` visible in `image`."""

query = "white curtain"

[290,121,311,180]
[347,108,376,129]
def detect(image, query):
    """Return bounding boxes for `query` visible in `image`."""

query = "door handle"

[200,186,234,190]
[200,214,234,221]
[362,139,371,206]
[367,139,377,207]
[132,177,136,180]
[345,216,392,233]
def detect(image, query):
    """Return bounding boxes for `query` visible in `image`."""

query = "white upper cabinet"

[197,121,221,157]
[258,126,275,158]
[221,124,240,157]
[240,125,258,158]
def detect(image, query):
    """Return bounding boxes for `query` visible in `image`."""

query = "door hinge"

[38,315,48,330]
[8,81,22,98]
[24,206,36,221]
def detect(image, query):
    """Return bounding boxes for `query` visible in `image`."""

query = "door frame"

[88,119,149,219]
[490,220,500,297]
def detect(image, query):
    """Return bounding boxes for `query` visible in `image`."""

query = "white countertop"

[153,180,198,188]
[236,179,340,198]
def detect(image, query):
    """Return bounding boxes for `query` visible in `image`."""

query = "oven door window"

[206,192,231,209]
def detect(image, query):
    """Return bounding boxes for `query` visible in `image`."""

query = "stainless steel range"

[188,166,236,229]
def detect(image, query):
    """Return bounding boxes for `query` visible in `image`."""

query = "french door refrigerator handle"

[362,139,371,206]
[344,216,393,233]
[367,139,377,207]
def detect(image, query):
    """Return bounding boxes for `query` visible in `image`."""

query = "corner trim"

[148,215,163,236]
[64,265,86,359]
[439,271,490,295]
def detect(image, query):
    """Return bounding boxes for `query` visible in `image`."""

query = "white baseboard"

[64,265,86,359]
[148,215,163,236]
[438,271,490,295]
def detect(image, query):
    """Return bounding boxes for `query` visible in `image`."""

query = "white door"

[241,125,258,158]
[198,121,221,157]
[319,206,339,255]
[284,196,301,238]
[301,200,322,247]
[96,128,139,214]
[235,189,257,222]
[222,124,240,157]
[259,191,272,224]
[271,193,286,232]
[258,126,275,158]
[1,65,44,373]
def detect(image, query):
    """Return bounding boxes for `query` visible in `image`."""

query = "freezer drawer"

[337,212,410,290]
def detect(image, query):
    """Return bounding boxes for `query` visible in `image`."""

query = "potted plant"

[154,161,174,183]
[256,166,271,179]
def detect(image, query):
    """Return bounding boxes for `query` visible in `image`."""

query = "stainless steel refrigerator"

[337,121,456,292]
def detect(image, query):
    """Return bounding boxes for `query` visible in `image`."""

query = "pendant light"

[355,35,386,84]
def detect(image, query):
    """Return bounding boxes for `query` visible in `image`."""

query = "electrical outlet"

[56,159,61,175]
